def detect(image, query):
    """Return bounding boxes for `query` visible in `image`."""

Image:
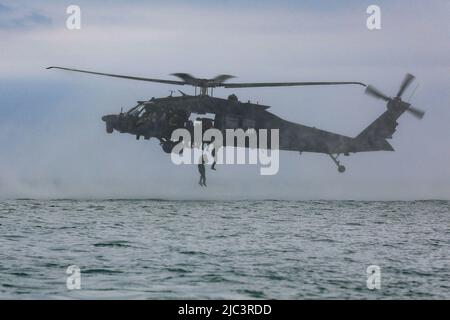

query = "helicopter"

[46,66,425,173]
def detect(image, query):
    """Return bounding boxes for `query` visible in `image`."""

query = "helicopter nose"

[102,114,117,133]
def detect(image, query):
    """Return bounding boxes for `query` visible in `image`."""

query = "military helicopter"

[47,67,424,172]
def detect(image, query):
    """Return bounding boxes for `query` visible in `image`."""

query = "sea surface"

[0,200,448,299]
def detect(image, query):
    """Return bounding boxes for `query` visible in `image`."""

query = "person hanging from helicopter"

[197,135,218,186]
[198,154,207,187]
[195,117,217,172]
[202,137,217,171]
[210,137,217,171]
[201,118,217,170]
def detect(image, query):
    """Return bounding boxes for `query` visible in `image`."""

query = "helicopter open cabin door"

[224,116,240,129]
[242,119,256,131]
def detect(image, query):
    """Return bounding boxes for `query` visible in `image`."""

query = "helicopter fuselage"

[101,93,368,155]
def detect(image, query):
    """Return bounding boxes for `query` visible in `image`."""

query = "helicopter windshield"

[128,103,153,117]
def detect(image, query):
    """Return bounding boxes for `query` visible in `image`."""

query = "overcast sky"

[0,0,449,199]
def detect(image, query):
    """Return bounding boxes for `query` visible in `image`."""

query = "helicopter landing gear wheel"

[161,140,174,154]
[329,154,346,173]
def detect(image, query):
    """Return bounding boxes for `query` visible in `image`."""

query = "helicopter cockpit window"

[128,104,143,117]
[131,104,155,118]
[126,104,139,115]
[138,106,147,116]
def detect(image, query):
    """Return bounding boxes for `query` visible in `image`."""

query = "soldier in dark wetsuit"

[198,155,206,187]
[199,118,217,171]
[210,137,217,171]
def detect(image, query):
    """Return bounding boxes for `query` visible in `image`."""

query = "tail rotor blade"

[365,85,391,101]
[396,73,415,98]
[407,106,425,119]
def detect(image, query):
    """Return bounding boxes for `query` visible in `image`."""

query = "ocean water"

[0,200,448,299]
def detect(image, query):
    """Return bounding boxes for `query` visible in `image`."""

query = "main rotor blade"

[407,106,425,119]
[47,66,186,85]
[171,73,236,86]
[212,74,236,83]
[396,73,415,98]
[365,85,391,101]
[170,73,197,83]
[222,81,366,88]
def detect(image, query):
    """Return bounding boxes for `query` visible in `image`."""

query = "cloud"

[0,3,12,13]
[0,2,51,30]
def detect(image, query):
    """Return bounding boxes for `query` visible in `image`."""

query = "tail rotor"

[365,73,425,119]
[396,73,415,99]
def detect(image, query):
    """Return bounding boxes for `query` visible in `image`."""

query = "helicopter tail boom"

[352,73,425,153]
[352,100,412,152]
